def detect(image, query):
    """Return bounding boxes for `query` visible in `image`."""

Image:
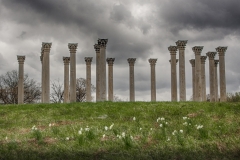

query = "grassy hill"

[0,102,240,159]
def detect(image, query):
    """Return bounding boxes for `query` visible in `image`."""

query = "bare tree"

[50,78,95,103]
[0,70,41,104]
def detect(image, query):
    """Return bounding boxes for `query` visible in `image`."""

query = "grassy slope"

[0,102,240,160]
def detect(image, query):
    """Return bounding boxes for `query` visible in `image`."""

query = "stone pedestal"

[63,57,70,103]
[189,59,196,101]
[168,46,178,101]
[176,40,187,101]
[148,58,157,101]
[98,39,108,101]
[94,44,100,101]
[216,46,228,102]
[214,60,219,102]
[17,55,25,104]
[192,46,203,101]
[128,58,136,102]
[85,57,93,102]
[106,58,115,101]
[68,43,78,103]
[206,52,216,102]
[201,56,207,101]
[42,42,52,103]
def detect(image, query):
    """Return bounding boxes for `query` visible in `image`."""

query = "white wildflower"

[105,126,108,131]
[66,137,70,141]
[5,136,8,140]
[133,117,136,121]
[150,128,153,131]
[139,128,142,130]
[78,130,82,135]
[180,130,183,133]
[172,130,177,135]
[103,134,105,138]
[85,126,90,131]
[167,137,170,141]
[160,117,165,121]
[130,136,133,140]
[183,117,188,120]
[165,122,168,125]
[49,123,52,127]
[183,122,188,126]
[109,123,114,130]
[159,124,163,127]
[122,132,125,138]
[157,117,160,122]
[196,125,203,130]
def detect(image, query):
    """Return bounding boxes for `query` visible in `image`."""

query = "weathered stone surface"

[189,59,195,101]
[148,58,157,101]
[63,57,70,103]
[17,55,25,104]
[128,58,136,102]
[206,52,216,102]
[214,60,219,102]
[85,57,93,102]
[94,44,101,101]
[201,56,207,101]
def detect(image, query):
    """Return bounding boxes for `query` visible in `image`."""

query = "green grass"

[0,102,240,159]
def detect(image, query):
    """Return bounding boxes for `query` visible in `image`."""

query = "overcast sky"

[0,0,240,101]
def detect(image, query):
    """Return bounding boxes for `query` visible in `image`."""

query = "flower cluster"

[196,125,203,130]
[31,125,38,131]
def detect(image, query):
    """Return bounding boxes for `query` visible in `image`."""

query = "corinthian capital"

[216,46,227,56]
[148,58,157,65]
[168,46,178,55]
[85,57,93,65]
[127,58,136,66]
[206,52,216,60]
[98,39,108,48]
[68,43,78,52]
[42,42,52,51]
[63,57,70,64]
[176,40,188,50]
[200,56,207,64]
[17,55,26,63]
[192,46,204,55]
[94,44,100,52]
[106,58,115,65]
[189,59,195,67]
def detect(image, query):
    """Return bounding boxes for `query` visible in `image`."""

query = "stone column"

[106,58,115,101]
[94,44,100,101]
[63,57,70,103]
[17,55,25,104]
[168,46,178,101]
[206,52,216,102]
[128,58,136,102]
[85,57,93,102]
[192,46,203,101]
[148,58,157,101]
[176,40,187,101]
[98,39,108,101]
[42,42,52,103]
[214,60,219,102]
[68,43,78,103]
[201,56,207,101]
[40,48,44,103]
[216,46,228,102]
[189,59,195,101]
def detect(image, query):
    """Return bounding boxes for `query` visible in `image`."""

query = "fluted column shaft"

[149,59,157,101]
[98,39,108,101]
[128,58,136,102]
[214,60,219,102]
[190,59,196,101]
[201,56,207,101]
[63,57,70,103]
[85,57,93,102]
[106,58,115,101]
[69,43,78,103]
[17,56,25,104]
[168,46,178,101]
[192,46,203,101]
[206,52,216,102]
[94,44,100,101]
[216,47,228,102]
[176,40,187,101]
[42,42,52,103]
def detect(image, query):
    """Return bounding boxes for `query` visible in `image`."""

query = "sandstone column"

[42,42,52,103]
[106,58,115,101]
[148,58,157,101]
[214,60,219,102]
[17,55,25,104]
[85,57,93,102]
[176,40,187,101]
[216,46,228,102]
[189,59,196,101]
[94,44,100,101]
[63,57,70,103]
[68,43,78,103]
[201,56,207,101]
[206,52,216,102]
[98,39,108,101]
[40,48,44,103]
[192,46,203,101]
[128,58,136,102]
[168,46,178,101]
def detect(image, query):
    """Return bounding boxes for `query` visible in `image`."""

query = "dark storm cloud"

[158,0,240,33]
